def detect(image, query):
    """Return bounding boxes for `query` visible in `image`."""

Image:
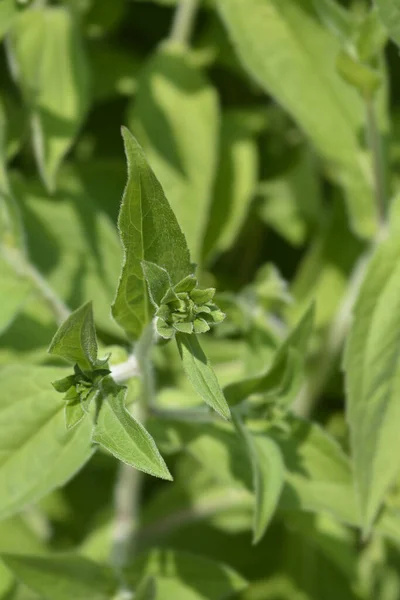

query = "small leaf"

[48,302,98,371]
[7,6,90,190]
[176,333,231,420]
[93,379,172,480]
[224,304,314,406]
[0,365,93,520]
[112,128,192,341]
[1,553,118,600]
[234,417,284,544]
[141,260,173,307]
[65,396,86,430]
[345,234,400,533]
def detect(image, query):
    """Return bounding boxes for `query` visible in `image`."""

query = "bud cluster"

[155,275,225,339]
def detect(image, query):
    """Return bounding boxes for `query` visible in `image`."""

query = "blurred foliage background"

[2,0,400,598]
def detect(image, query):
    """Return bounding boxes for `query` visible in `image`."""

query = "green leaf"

[1,553,117,600]
[202,111,258,260]
[234,418,284,543]
[128,43,219,264]
[125,550,247,600]
[344,234,400,533]
[176,333,231,420]
[0,365,93,520]
[141,261,173,307]
[217,0,377,238]
[8,6,90,190]
[224,304,314,406]
[64,396,86,430]
[93,379,172,480]
[112,128,192,340]
[375,0,400,47]
[48,302,98,371]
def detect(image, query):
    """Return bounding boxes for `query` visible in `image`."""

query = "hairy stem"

[111,403,144,587]
[110,325,155,589]
[169,0,199,46]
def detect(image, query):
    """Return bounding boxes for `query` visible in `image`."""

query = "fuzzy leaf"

[8,7,90,191]
[93,379,172,480]
[128,43,219,264]
[1,553,117,600]
[345,234,400,533]
[48,302,98,371]
[112,128,192,340]
[176,333,231,420]
[141,260,173,307]
[234,417,284,543]
[0,365,93,520]
[217,0,377,238]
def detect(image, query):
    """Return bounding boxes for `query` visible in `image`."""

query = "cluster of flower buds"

[154,275,225,339]
[52,363,110,409]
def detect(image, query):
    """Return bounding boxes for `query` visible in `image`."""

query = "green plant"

[2,0,400,598]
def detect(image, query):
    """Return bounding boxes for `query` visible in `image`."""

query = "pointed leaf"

[93,380,172,480]
[128,44,219,264]
[217,0,377,238]
[1,553,117,600]
[141,260,173,307]
[0,365,93,520]
[345,234,400,533]
[112,128,192,340]
[176,333,231,420]
[224,304,314,405]
[7,7,90,190]
[65,398,85,430]
[234,418,284,543]
[48,302,98,371]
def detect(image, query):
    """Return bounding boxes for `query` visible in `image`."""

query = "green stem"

[111,404,144,588]
[169,0,199,46]
[110,325,156,589]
